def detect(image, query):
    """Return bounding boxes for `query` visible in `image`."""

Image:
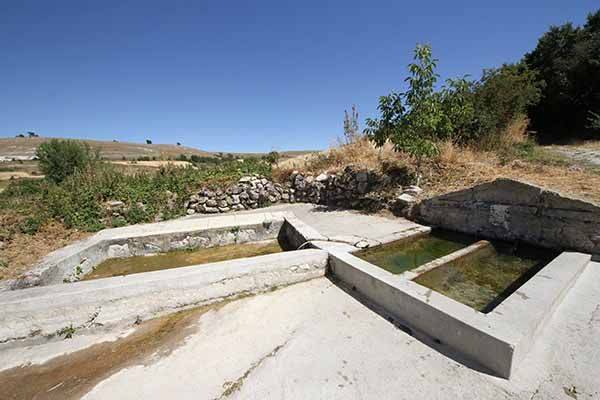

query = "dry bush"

[501,115,530,145]
[275,137,409,177]
[435,140,482,166]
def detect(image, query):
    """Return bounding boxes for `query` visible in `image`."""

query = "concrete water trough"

[326,234,591,378]
[0,212,330,347]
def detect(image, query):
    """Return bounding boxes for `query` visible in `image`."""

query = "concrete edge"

[328,250,516,377]
[489,251,591,372]
[0,249,329,349]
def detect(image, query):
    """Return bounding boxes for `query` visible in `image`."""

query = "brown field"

[0,137,213,160]
[0,137,317,161]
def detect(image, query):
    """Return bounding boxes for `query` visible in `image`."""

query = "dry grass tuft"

[500,115,530,146]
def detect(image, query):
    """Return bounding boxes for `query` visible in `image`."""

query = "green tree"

[263,151,280,164]
[470,63,541,143]
[36,139,98,183]
[524,10,600,141]
[365,44,472,183]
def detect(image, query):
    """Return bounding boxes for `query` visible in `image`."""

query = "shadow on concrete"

[326,274,502,378]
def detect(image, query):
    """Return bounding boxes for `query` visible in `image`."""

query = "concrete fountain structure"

[0,203,593,380]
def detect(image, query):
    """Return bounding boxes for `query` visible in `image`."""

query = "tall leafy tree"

[524,10,600,141]
[365,44,474,183]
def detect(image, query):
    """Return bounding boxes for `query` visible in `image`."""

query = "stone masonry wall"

[184,166,421,215]
[416,178,600,254]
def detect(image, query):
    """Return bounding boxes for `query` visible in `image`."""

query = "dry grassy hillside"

[0,137,212,160]
[0,137,317,161]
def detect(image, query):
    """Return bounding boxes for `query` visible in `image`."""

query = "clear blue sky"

[1,1,597,152]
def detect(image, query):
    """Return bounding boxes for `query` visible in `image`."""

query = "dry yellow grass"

[273,134,600,205]
[0,219,90,280]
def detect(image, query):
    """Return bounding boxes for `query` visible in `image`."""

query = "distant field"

[0,137,213,161]
[0,137,317,161]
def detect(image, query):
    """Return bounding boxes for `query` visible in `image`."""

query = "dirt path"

[544,142,600,166]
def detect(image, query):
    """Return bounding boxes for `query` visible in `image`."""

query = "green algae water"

[83,240,283,281]
[355,230,475,274]
[413,242,557,313]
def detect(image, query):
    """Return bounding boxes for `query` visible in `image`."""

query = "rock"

[239,176,252,183]
[105,200,125,209]
[230,195,240,205]
[357,181,369,194]
[186,209,196,215]
[316,173,328,182]
[356,171,368,182]
[231,186,242,195]
[403,185,423,196]
[206,199,218,207]
[355,239,370,249]
[189,194,200,203]
[218,207,230,212]
[396,193,417,206]
[197,196,208,204]
[202,205,219,213]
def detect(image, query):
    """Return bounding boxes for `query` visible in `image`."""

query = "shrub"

[36,139,98,183]
[470,64,541,146]
[365,44,474,183]
[263,151,280,164]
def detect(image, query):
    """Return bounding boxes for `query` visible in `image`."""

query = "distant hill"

[0,137,317,161]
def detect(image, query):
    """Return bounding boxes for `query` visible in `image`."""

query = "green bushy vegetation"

[524,10,600,141]
[36,139,99,183]
[0,154,272,234]
[364,44,541,182]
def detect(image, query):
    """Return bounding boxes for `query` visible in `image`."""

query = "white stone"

[397,193,416,205]
[316,173,328,182]
[403,185,423,196]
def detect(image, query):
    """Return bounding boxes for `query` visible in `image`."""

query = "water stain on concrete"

[0,302,225,400]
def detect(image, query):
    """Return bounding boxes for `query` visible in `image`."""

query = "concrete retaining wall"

[417,178,600,254]
[0,249,329,348]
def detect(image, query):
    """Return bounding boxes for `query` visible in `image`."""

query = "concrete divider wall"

[0,249,329,348]
[417,178,600,254]
[329,251,516,377]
